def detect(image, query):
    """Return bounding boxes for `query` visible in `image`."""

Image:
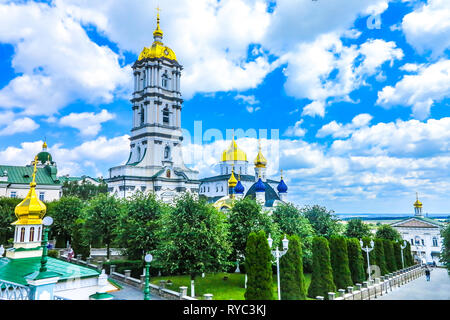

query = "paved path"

[109,281,165,300]
[376,268,450,300]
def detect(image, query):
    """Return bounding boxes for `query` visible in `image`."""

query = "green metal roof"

[0,257,99,286]
[0,165,60,185]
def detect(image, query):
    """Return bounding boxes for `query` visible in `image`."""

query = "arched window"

[143,70,147,88]
[432,237,438,247]
[29,227,34,242]
[37,227,41,241]
[163,106,170,125]
[137,146,141,161]
[140,106,145,125]
[164,146,171,159]
[20,227,25,242]
[162,71,169,89]
[415,236,421,245]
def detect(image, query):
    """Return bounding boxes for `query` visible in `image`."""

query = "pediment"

[392,218,439,228]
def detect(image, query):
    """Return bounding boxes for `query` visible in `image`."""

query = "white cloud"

[377,59,450,119]
[401,0,450,57]
[0,117,39,136]
[281,35,403,117]
[284,120,307,138]
[0,1,131,116]
[59,109,116,136]
[234,94,261,113]
[317,114,373,138]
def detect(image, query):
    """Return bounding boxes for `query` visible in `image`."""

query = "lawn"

[150,272,312,300]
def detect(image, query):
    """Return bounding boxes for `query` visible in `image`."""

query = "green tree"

[302,205,343,238]
[382,239,397,272]
[307,237,336,299]
[280,235,306,300]
[117,192,168,260]
[329,236,353,289]
[440,224,450,274]
[229,197,280,263]
[71,217,90,259]
[375,224,402,242]
[347,238,366,284]
[244,230,274,300]
[272,202,315,272]
[0,197,22,244]
[62,179,108,200]
[83,193,123,259]
[374,239,388,275]
[405,241,414,266]
[46,196,84,248]
[344,219,371,239]
[157,193,231,295]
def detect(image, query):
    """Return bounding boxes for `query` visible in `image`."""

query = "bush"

[103,260,150,278]
[48,249,59,258]
[383,240,397,272]
[329,236,353,290]
[393,241,403,270]
[347,238,366,284]
[374,239,388,275]
[307,237,335,299]
[280,235,306,300]
[244,230,274,300]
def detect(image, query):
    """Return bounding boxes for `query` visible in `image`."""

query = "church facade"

[391,195,445,266]
[106,13,199,202]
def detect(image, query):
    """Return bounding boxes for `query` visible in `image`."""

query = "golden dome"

[138,10,177,62]
[42,141,47,149]
[414,193,422,208]
[228,167,238,188]
[254,140,267,168]
[13,156,47,225]
[221,137,248,162]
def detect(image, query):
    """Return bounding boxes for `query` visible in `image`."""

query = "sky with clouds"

[0,0,449,213]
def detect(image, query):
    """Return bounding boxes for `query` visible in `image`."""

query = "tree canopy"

[302,205,343,238]
[375,224,402,242]
[344,219,371,239]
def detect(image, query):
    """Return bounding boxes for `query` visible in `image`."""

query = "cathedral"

[199,137,289,211]
[106,13,200,202]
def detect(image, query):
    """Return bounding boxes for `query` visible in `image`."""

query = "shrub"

[329,236,353,290]
[374,239,388,275]
[245,230,274,300]
[280,235,306,300]
[48,249,59,258]
[383,240,397,272]
[347,238,366,284]
[393,241,403,270]
[307,237,335,299]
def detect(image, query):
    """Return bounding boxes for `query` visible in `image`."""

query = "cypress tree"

[329,236,353,289]
[347,238,366,284]
[393,241,403,270]
[374,239,388,275]
[382,239,397,272]
[245,230,274,300]
[405,242,414,266]
[280,235,306,300]
[307,237,336,299]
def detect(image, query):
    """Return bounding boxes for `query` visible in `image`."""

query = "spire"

[153,6,164,41]
[13,156,47,225]
[414,192,423,217]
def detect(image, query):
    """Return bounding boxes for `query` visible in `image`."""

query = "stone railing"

[318,264,425,300]
[108,265,198,301]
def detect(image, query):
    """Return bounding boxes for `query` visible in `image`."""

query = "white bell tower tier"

[106,11,199,202]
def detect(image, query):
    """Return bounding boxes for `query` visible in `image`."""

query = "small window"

[432,237,438,247]
[140,107,145,125]
[410,239,414,245]
[20,227,25,242]
[39,192,45,201]
[37,227,41,241]
[162,71,169,89]
[163,107,170,125]
[164,146,171,159]
[30,227,35,242]
[421,239,425,246]
[10,191,17,198]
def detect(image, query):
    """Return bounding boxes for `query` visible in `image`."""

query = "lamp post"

[360,239,374,282]
[268,234,289,300]
[0,245,4,257]
[40,216,53,273]
[143,253,153,300]
[400,240,407,269]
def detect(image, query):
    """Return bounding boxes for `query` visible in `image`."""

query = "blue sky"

[0,0,449,213]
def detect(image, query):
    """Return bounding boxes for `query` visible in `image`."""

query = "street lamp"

[143,253,153,300]
[360,239,374,282]
[0,245,4,257]
[400,240,407,269]
[268,234,289,300]
[40,216,53,273]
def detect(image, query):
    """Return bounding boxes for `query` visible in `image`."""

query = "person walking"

[425,267,431,281]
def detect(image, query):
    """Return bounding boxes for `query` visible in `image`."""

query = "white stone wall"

[0,184,61,201]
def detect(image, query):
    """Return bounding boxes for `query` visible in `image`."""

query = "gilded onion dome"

[414,192,422,208]
[228,167,238,188]
[37,141,52,164]
[138,10,177,62]
[13,156,47,225]
[221,137,247,162]
[254,140,267,168]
